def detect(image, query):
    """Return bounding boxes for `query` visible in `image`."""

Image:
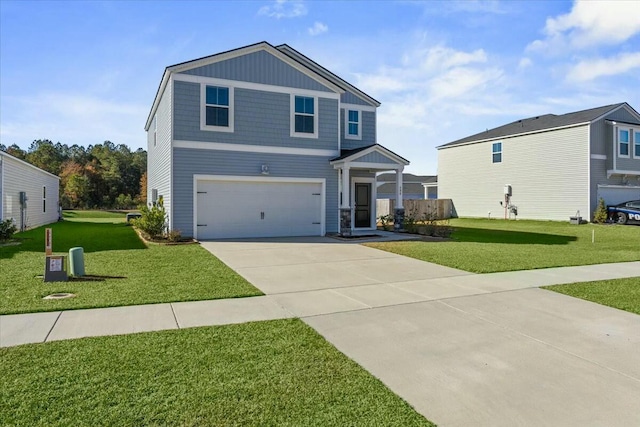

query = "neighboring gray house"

[437,103,640,221]
[0,151,60,231]
[376,173,437,199]
[145,42,409,239]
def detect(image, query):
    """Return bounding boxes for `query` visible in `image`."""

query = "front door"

[354,183,371,228]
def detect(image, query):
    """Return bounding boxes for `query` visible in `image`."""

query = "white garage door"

[597,185,640,206]
[196,179,323,239]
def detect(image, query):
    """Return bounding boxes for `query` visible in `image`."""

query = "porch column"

[394,167,405,232]
[340,164,352,236]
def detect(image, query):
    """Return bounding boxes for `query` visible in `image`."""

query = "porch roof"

[329,144,410,169]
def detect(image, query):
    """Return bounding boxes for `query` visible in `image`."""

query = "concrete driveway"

[201,238,640,427]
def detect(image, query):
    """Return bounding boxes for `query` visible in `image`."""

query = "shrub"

[166,229,182,242]
[377,214,393,231]
[132,201,167,239]
[0,218,17,241]
[593,197,609,224]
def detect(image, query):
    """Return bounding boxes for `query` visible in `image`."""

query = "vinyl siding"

[173,81,339,150]
[341,109,376,150]
[172,148,338,237]
[355,151,397,164]
[341,91,371,106]
[147,80,173,227]
[0,153,59,229]
[438,125,590,221]
[179,50,333,92]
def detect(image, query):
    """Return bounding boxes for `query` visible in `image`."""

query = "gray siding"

[341,91,370,106]
[147,80,173,227]
[438,125,590,221]
[341,109,377,150]
[0,153,60,229]
[356,151,397,164]
[173,81,339,150]
[172,148,338,237]
[180,50,333,92]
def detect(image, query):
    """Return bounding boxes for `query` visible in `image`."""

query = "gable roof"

[276,44,381,107]
[377,173,436,183]
[377,182,427,195]
[145,41,347,130]
[329,144,409,165]
[0,151,60,180]
[438,102,638,149]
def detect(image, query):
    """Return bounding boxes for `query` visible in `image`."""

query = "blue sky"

[1,0,639,174]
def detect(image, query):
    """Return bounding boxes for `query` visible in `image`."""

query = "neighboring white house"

[376,173,437,199]
[437,103,640,221]
[0,151,60,231]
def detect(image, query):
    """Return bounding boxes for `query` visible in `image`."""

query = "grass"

[366,218,640,273]
[1,212,261,315]
[544,277,640,315]
[0,319,433,426]
[62,209,130,223]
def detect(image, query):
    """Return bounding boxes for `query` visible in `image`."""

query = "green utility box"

[69,247,85,277]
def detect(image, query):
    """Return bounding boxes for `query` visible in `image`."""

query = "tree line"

[0,140,147,209]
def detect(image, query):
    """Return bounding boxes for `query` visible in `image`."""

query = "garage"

[195,177,324,239]
[597,185,640,206]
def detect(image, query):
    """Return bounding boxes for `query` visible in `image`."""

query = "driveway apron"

[201,238,640,427]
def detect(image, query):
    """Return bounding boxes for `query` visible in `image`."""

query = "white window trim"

[633,129,640,159]
[492,142,503,163]
[200,84,234,133]
[43,185,46,213]
[153,115,157,147]
[290,94,318,139]
[618,128,630,158]
[344,108,362,140]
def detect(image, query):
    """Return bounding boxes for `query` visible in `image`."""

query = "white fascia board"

[0,151,60,180]
[341,103,376,112]
[174,140,339,157]
[174,74,340,100]
[145,69,170,131]
[277,45,380,107]
[590,154,607,160]
[606,169,640,177]
[330,145,409,166]
[436,122,591,150]
[421,182,438,187]
[597,183,640,189]
[334,161,403,170]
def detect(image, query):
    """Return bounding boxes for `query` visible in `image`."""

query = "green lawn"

[544,277,640,315]
[366,218,640,273]
[0,319,433,426]
[62,209,129,223]
[1,214,261,315]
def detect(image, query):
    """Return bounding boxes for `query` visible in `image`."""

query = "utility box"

[504,185,512,196]
[44,255,68,282]
[69,247,85,277]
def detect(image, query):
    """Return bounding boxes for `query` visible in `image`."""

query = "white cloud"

[518,57,532,69]
[566,51,640,82]
[528,0,640,52]
[308,21,328,36]
[258,0,307,19]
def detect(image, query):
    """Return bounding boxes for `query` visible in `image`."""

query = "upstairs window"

[492,142,502,163]
[634,130,640,158]
[346,109,361,139]
[291,95,317,138]
[619,129,629,157]
[201,84,234,132]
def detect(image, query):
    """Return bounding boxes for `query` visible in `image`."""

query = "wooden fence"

[376,199,453,220]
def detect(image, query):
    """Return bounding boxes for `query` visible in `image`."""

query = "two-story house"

[145,42,409,239]
[437,103,640,221]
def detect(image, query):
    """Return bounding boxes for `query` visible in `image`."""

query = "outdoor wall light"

[261,164,270,175]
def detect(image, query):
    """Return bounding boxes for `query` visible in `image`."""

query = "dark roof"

[330,144,409,164]
[438,103,633,149]
[377,173,437,183]
[377,182,426,195]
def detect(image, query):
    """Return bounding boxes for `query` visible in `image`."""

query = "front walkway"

[2,238,640,426]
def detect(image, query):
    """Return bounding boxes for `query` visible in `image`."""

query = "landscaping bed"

[0,319,433,426]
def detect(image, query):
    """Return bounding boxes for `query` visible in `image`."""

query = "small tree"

[593,197,608,223]
[132,200,167,239]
